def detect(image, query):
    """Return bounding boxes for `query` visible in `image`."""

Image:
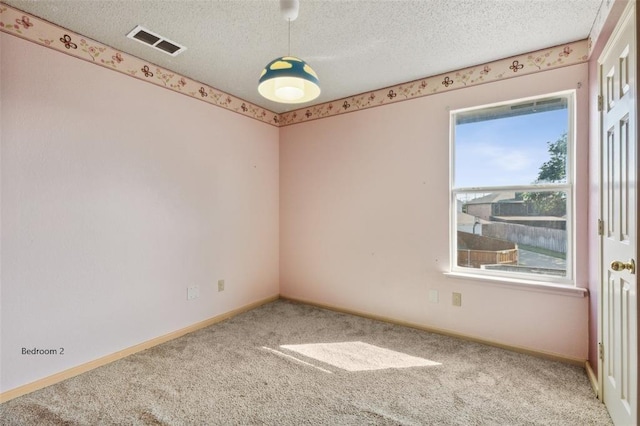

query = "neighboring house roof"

[463,192,517,205]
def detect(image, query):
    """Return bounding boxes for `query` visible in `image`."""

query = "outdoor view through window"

[452,93,573,283]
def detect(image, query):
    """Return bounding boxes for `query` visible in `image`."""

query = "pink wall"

[0,34,279,392]
[280,63,590,359]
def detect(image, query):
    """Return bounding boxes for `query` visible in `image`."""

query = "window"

[450,92,574,284]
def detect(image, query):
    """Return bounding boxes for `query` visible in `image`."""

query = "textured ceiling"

[4,0,602,113]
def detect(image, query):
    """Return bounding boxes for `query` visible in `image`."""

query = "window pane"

[454,98,568,188]
[456,190,567,278]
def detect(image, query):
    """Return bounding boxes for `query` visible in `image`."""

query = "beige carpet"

[0,300,612,425]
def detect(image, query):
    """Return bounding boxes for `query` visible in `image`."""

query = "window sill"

[444,272,588,298]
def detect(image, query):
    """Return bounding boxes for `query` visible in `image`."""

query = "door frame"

[596,0,638,417]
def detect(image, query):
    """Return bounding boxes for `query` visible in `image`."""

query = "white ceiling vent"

[126,25,186,57]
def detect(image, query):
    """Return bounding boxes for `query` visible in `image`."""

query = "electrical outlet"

[452,292,462,307]
[187,286,200,300]
[218,279,225,292]
[428,290,439,304]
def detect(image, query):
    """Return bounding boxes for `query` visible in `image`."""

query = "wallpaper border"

[278,40,588,126]
[0,4,280,126]
[1,3,589,128]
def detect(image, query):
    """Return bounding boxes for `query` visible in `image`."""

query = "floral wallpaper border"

[278,40,588,126]
[0,4,280,126]
[1,3,589,129]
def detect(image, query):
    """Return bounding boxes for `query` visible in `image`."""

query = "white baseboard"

[0,294,279,403]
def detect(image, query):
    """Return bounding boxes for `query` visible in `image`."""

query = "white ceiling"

[5,0,602,113]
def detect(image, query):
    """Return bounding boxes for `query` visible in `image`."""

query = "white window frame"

[449,91,576,286]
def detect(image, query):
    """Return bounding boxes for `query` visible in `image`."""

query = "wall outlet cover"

[452,292,462,307]
[187,286,200,300]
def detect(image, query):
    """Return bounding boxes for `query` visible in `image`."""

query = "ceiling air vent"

[126,25,186,57]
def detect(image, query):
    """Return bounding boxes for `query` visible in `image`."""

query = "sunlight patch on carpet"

[280,341,441,371]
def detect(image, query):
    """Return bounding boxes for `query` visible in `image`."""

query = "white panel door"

[599,3,637,425]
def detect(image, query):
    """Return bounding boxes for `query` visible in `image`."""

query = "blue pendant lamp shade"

[258,56,320,103]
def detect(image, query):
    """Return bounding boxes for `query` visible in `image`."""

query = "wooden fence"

[482,222,566,254]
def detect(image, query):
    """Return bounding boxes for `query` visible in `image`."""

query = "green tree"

[536,132,567,183]
[522,133,567,216]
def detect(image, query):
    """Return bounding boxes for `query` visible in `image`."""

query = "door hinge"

[599,342,604,360]
[598,219,604,236]
[598,95,604,111]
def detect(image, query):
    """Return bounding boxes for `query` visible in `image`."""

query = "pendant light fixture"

[258,0,320,104]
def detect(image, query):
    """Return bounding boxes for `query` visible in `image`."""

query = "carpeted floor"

[0,299,612,425]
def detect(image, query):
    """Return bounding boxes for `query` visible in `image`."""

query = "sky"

[454,108,568,189]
